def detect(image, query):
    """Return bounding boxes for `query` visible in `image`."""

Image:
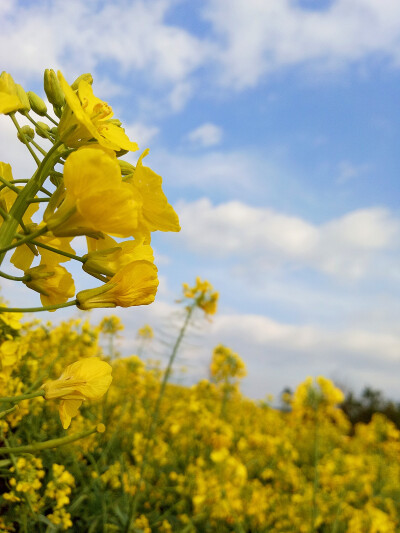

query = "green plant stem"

[31,239,86,263]
[0,270,30,282]
[125,303,195,533]
[0,299,78,313]
[0,140,63,267]
[0,405,17,418]
[29,197,50,203]
[45,113,58,126]
[0,389,45,403]
[9,113,40,166]
[0,426,100,455]
[0,225,48,255]
[29,138,47,157]
[0,175,21,193]
[23,112,54,142]
[0,207,9,220]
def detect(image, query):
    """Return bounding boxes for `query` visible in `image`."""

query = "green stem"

[0,426,100,455]
[0,175,21,193]
[23,112,54,142]
[30,138,47,157]
[0,270,30,282]
[0,405,17,418]
[0,207,9,220]
[9,113,40,166]
[45,113,58,126]
[9,180,52,197]
[29,197,50,203]
[31,239,86,263]
[0,299,78,313]
[0,225,48,255]
[0,140,64,267]
[125,304,195,533]
[0,389,45,403]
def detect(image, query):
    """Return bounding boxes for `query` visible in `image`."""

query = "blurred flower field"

[0,299,399,533]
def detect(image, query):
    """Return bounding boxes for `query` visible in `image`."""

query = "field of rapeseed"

[0,290,400,532]
[0,70,399,532]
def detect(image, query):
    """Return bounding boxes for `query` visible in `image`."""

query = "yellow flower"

[57,71,138,152]
[83,234,154,279]
[76,260,158,310]
[43,357,112,429]
[24,264,75,309]
[126,149,180,239]
[0,163,39,227]
[182,277,219,315]
[46,146,139,238]
[11,231,75,271]
[0,72,24,114]
[137,324,154,340]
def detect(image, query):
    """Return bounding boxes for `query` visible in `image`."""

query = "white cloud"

[175,198,400,279]
[203,0,400,88]
[0,0,209,103]
[2,0,400,112]
[124,122,159,147]
[186,123,223,147]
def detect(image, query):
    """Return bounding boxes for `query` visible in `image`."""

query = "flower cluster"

[182,277,219,315]
[0,69,180,312]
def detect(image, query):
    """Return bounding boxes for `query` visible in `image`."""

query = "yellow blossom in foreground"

[76,260,158,310]
[46,146,139,238]
[126,149,181,239]
[57,71,138,152]
[83,235,154,279]
[11,231,75,271]
[24,264,75,309]
[43,357,112,429]
[0,163,39,227]
[0,72,24,114]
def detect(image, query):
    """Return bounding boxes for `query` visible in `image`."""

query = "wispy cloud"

[175,198,400,279]
[186,123,223,147]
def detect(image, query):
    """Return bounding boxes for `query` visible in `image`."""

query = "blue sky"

[1,0,400,400]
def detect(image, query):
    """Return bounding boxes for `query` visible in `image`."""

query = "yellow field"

[0,304,399,533]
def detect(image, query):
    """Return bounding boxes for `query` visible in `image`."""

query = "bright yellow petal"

[59,399,82,429]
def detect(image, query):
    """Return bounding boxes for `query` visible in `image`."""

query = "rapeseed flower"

[57,71,138,152]
[24,264,75,309]
[126,149,180,239]
[0,72,24,114]
[182,277,219,315]
[46,146,139,238]
[83,235,154,279]
[76,260,158,310]
[43,357,112,428]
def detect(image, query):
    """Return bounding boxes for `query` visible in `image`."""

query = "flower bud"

[15,84,30,112]
[53,106,63,118]
[35,121,51,138]
[27,91,47,116]
[17,125,35,143]
[71,73,93,90]
[107,118,122,127]
[50,127,58,135]
[44,69,65,107]
[118,160,136,176]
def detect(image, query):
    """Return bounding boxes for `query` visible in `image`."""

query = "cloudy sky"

[1,0,400,400]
